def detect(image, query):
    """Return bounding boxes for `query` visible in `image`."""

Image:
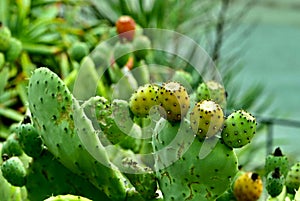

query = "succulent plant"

[233,172,263,201]
[221,110,257,148]
[190,100,224,139]
[265,147,289,177]
[157,81,190,122]
[0,23,11,51]
[266,167,285,197]
[44,194,92,201]
[1,156,27,187]
[285,162,300,195]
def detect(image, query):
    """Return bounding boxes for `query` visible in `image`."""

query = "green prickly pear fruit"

[44,194,92,201]
[1,156,26,187]
[190,100,224,139]
[221,110,257,148]
[157,81,190,122]
[266,167,285,197]
[0,52,5,69]
[129,84,158,117]
[69,42,89,62]
[0,23,11,51]
[196,80,227,108]
[133,35,151,60]
[233,172,263,201]
[171,70,193,90]
[16,123,43,158]
[113,41,133,67]
[265,147,289,177]
[5,37,22,62]
[1,133,23,157]
[285,162,300,194]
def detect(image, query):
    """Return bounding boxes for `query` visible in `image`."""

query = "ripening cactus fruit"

[190,100,224,139]
[221,110,257,148]
[0,22,11,51]
[265,147,289,177]
[196,80,226,108]
[157,81,190,122]
[266,167,285,197]
[129,84,158,117]
[69,42,89,62]
[1,156,27,187]
[116,16,136,42]
[133,35,151,60]
[1,133,23,157]
[5,37,22,62]
[233,172,263,201]
[44,194,92,201]
[285,162,300,194]
[16,123,43,158]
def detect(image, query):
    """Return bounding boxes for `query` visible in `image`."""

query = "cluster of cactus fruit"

[0,22,22,68]
[0,15,299,201]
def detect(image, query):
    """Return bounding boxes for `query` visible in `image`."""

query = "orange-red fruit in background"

[116,16,136,42]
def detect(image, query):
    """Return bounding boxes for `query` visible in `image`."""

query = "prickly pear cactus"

[266,167,285,198]
[1,156,26,187]
[44,194,92,201]
[153,118,238,201]
[265,147,289,177]
[27,67,136,200]
[285,162,300,195]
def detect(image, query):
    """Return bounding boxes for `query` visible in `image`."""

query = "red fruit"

[116,16,136,42]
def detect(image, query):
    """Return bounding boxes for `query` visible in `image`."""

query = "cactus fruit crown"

[273,147,283,156]
[272,167,281,179]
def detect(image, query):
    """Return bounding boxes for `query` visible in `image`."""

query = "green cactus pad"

[1,133,23,158]
[190,100,224,139]
[28,67,135,200]
[157,81,190,122]
[266,168,284,197]
[16,123,43,158]
[0,52,5,69]
[153,119,238,200]
[26,150,110,201]
[285,162,300,194]
[83,97,142,152]
[129,84,158,117]
[196,81,226,108]
[0,23,11,51]
[133,35,151,60]
[5,37,22,62]
[221,110,257,148]
[265,147,289,177]
[1,156,26,187]
[113,42,133,67]
[44,194,92,201]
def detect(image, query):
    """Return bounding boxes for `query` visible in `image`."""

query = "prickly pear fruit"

[28,67,134,200]
[196,81,226,108]
[16,123,43,158]
[171,70,193,90]
[116,16,136,42]
[69,42,89,62]
[153,119,238,200]
[265,147,289,177]
[157,81,190,122]
[233,172,263,201]
[44,194,92,201]
[0,23,11,51]
[113,42,133,67]
[285,162,300,194]
[133,35,151,60]
[129,84,158,117]
[1,133,23,157]
[221,110,257,148]
[266,167,285,197]
[190,100,224,139]
[5,37,22,62]
[1,156,26,187]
